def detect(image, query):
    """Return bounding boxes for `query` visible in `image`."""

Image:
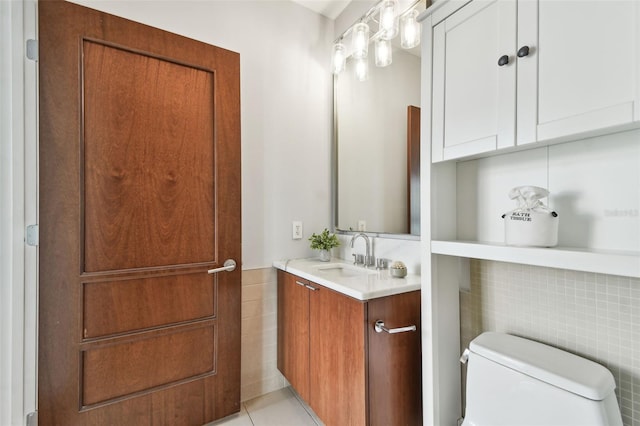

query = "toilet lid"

[469,332,616,400]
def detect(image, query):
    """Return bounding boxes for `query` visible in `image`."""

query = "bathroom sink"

[314,263,376,278]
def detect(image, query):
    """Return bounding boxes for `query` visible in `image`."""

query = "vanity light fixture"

[400,9,421,49]
[351,22,370,59]
[375,38,392,67]
[331,0,425,77]
[355,56,369,81]
[332,42,346,74]
[379,0,399,40]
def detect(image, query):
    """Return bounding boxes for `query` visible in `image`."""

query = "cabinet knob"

[497,55,509,66]
[517,45,530,58]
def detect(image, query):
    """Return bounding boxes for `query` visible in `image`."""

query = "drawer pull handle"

[374,320,416,334]
[295,280,306,286]
[497,54,509,66]
[305,284,319,291]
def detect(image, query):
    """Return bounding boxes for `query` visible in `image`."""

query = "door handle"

[207,259,237,274]
[374,320,416,334]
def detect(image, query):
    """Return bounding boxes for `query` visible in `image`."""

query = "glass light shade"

[332,42,346,74]
[375,38,392,67]
[355,57,369,81]
[351,22,370,59]
[379,0,398,40]
[401,9,421,49]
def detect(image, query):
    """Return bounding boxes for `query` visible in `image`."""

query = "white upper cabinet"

[432,0,517,161]
[430,0,640,162]
[518,0,640,145]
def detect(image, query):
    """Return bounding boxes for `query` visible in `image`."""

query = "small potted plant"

[309,228,340,262]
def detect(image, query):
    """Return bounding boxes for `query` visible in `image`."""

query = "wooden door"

[407,105,420,235]
[276,271,311,401]
[309,283,366,426]
[38,2,241,424]
[517,0,640,145]
[431,0,516,161]
[368,291,422,426]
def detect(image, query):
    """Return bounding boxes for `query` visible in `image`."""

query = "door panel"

[368,291,422,426]
[518,0,638,144]
[82,325,215,407]
[276,271,310,402]
[309,284,366,426]
[82,39,216,272]
[39,1,241,424]
[83,273,215,338]
[432,0,516,161]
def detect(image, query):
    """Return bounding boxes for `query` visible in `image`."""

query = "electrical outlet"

[358,220,366,231]
[292,221,303,240]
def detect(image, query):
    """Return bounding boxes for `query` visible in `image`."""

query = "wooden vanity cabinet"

[277,270,422,426]
[368,291,423,426]
[277,270,311,402]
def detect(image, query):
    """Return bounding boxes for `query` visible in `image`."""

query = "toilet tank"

[462,332,623,426]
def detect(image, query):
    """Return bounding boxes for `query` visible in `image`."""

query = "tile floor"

[207,387,324,426]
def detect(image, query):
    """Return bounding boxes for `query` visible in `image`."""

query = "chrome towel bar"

[374,320,416,334]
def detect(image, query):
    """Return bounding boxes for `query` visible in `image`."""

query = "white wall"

[69,0,336,269]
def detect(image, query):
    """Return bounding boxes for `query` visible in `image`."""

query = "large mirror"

[334,44,421,236]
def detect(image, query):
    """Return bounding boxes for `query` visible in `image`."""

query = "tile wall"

[241,268,285,401]
[460,260,640,426]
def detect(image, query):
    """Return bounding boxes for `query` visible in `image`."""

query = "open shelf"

[431,240,640,278]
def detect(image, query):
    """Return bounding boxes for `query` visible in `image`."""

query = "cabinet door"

[276,271,310,401]
[432,0,517,162]
[368,291,422,426]
[517,0,640,145]
[309,283,366,425]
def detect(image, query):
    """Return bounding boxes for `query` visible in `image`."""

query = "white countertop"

[273,258,421,301]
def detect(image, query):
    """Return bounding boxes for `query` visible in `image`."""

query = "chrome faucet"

[350,233,375,268]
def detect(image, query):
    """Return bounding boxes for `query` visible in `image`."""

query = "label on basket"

[508,212,532,222]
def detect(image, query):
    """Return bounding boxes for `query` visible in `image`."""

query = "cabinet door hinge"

[26,39,38,61]
[26,411,37,426]
[26,224,39,246]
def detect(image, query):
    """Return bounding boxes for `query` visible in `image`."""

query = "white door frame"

[0,0,38,425]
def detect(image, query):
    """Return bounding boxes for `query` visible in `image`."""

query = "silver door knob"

[207,259,237,274]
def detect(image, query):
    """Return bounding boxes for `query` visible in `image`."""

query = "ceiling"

[290,0,352,19]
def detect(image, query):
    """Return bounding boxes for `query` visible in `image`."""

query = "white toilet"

[462,332,623,426]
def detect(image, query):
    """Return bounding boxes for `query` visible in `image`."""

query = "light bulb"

[355,57,369,81]
[375,38,392,67]
[379,0,398,40]
[351,22,370,59]
[332,42,346,74]
[401,9,421,49]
